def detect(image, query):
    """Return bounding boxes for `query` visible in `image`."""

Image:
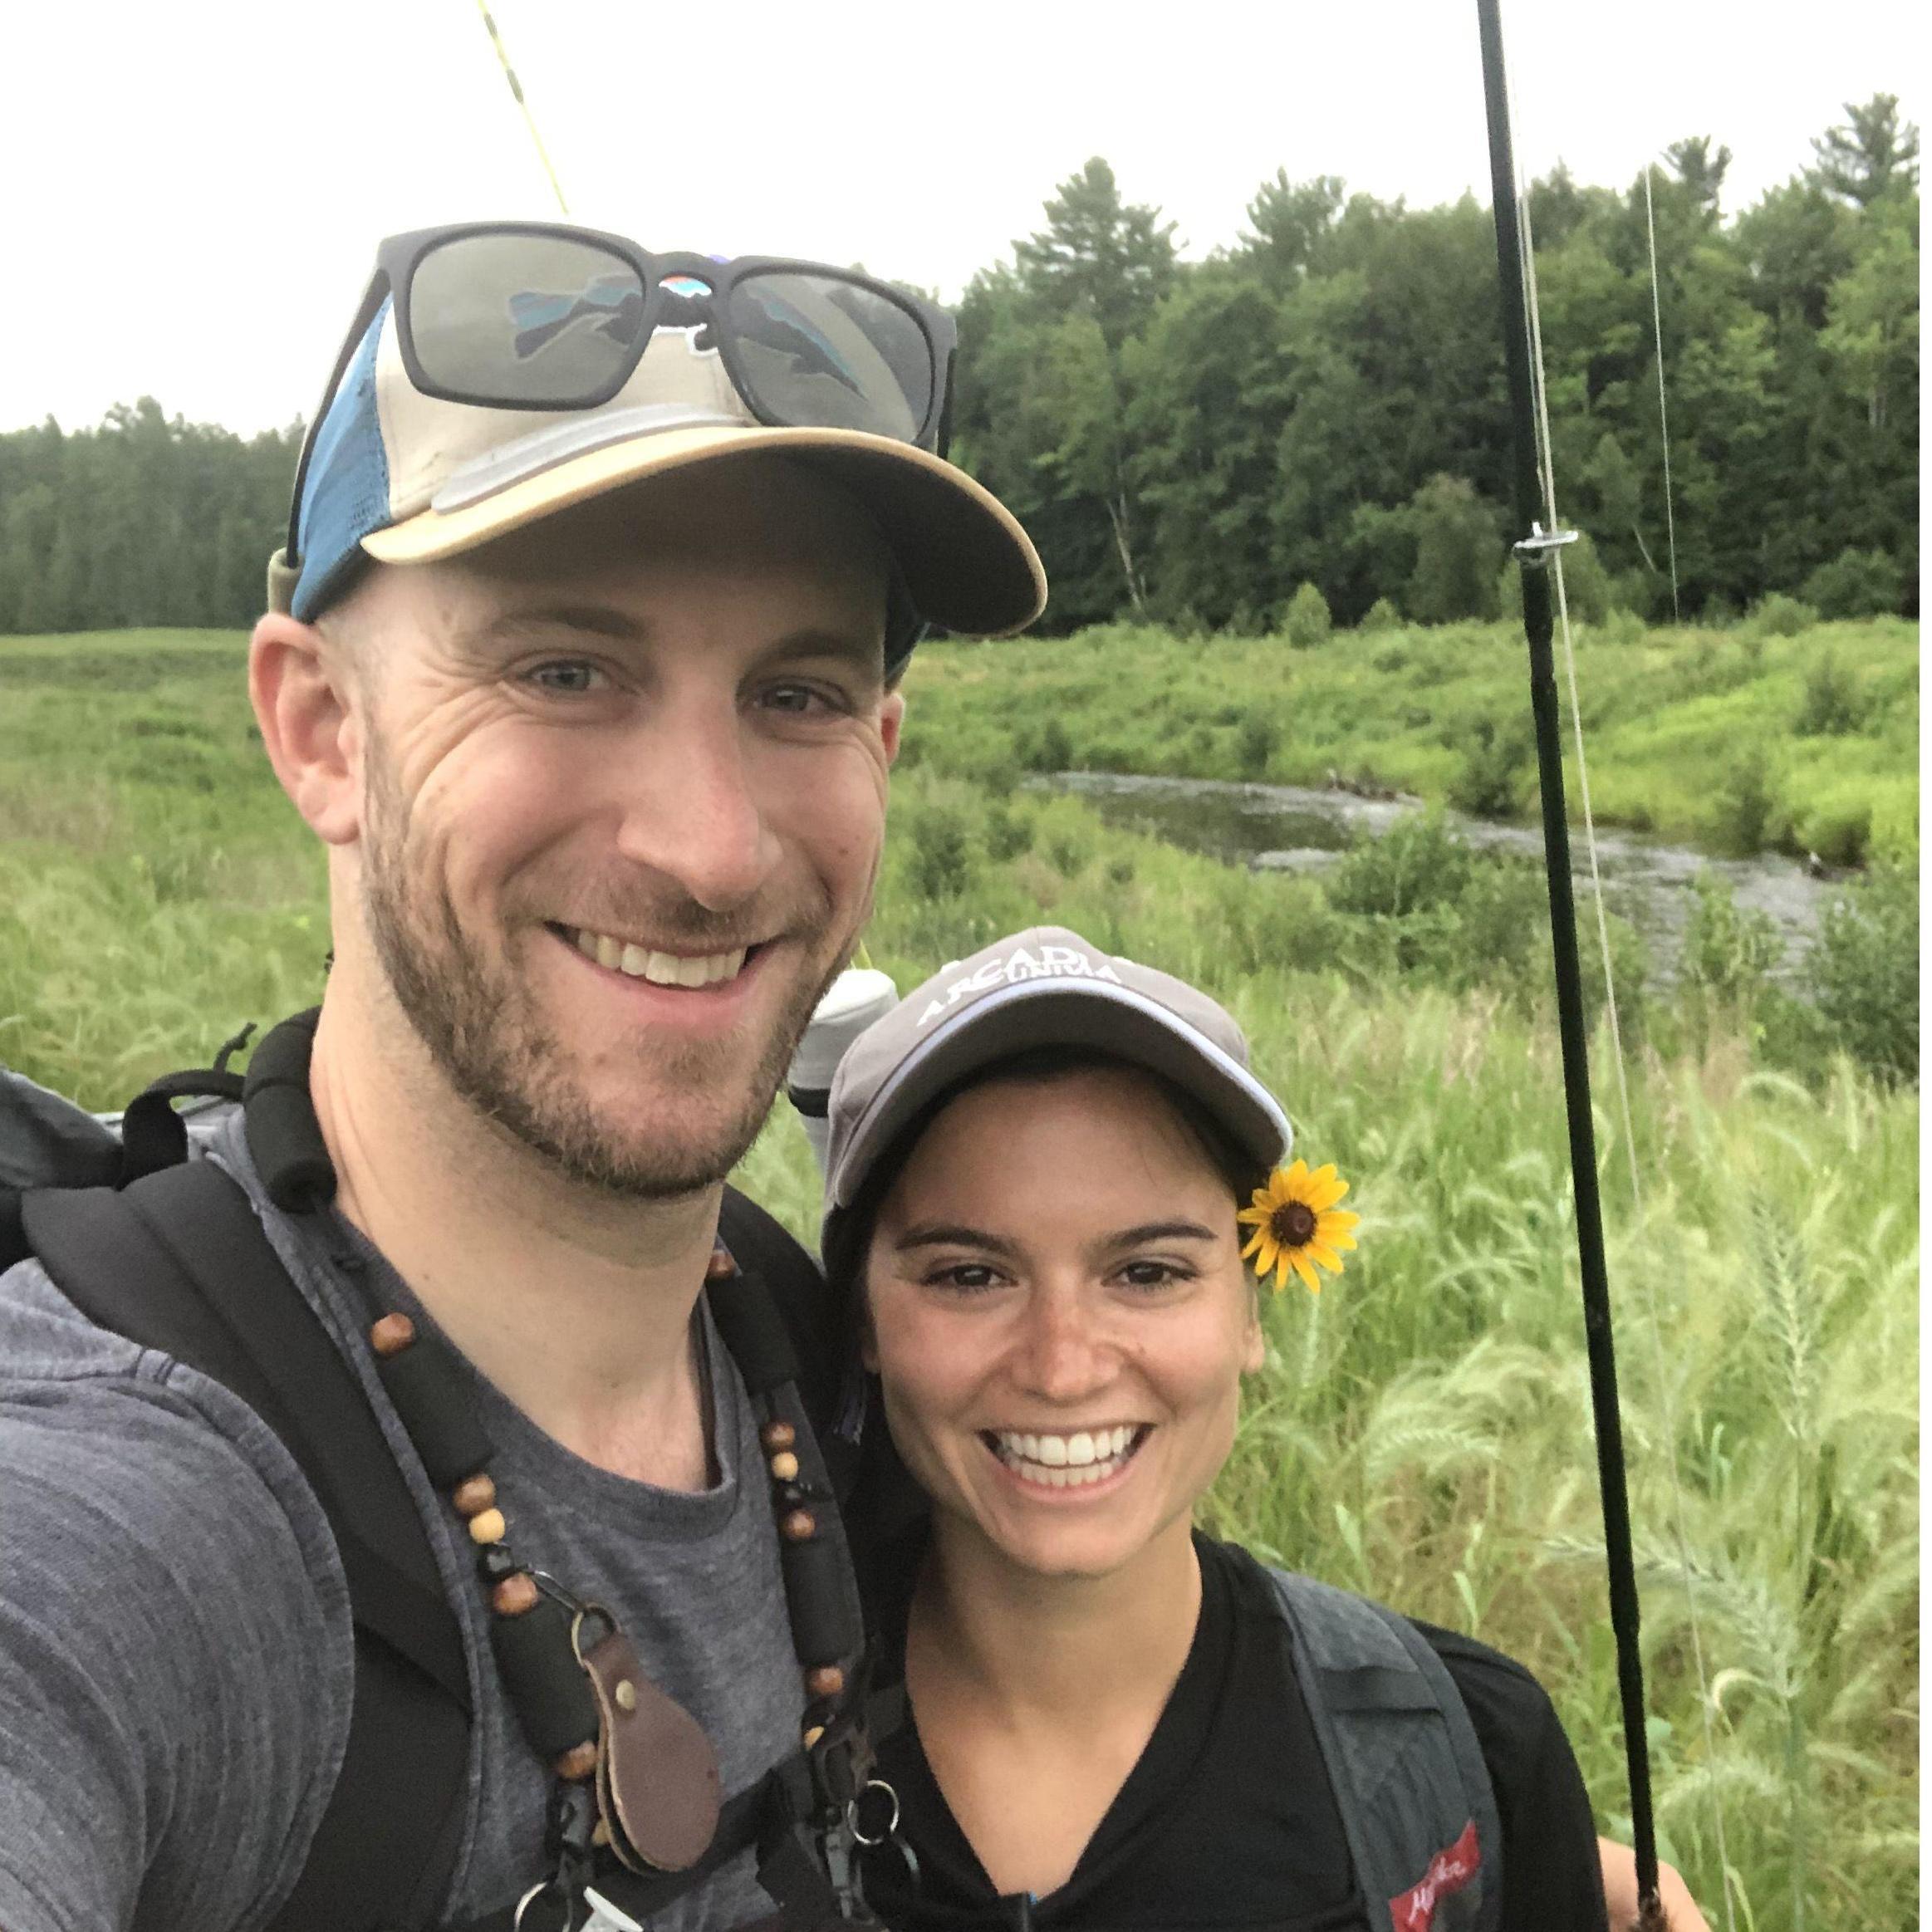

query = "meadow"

[0,624,1918,1931]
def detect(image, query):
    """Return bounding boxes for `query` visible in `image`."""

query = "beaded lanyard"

[353,1239,880,1932]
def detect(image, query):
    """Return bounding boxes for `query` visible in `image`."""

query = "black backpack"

[2,1011,852,1932]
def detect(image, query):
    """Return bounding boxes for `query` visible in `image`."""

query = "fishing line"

[473,0,571,216]
[1503,42,1734,1923]
[1642,165,1683,624]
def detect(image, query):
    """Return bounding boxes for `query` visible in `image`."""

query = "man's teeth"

[991,1426,1140,1488]
[571,929,748,988]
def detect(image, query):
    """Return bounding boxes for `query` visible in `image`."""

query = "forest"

[0,96,1916,637]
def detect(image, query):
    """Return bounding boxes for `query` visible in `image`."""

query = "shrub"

[1444,718,1531,821]
[1015,716,1074,772]
[1236,710,1276,779]
[1794,650,1865,737]
[1406,475,1504,622]
[1284,581,1333,647]
[984,801,1034,862]
[1801,547,1904,619]
[905,803,974,900]
[1681,872,1783,1003]
[1709,744,1781,856]
[1798,801,1872,870]
[1807,864,1918,1085]
[1748,591,1818,638]
[1359,596,1402,634]
[1326,812,1474,919]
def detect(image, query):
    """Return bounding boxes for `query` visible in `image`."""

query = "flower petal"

[1292,1253,1321,1294]
[1241,1229,1268,1262]
[1307,1243,1345,1272]
[1237,1205,1267,1227]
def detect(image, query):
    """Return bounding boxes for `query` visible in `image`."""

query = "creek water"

[1037,772,1842,986]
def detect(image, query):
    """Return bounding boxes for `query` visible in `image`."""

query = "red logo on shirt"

[1390,1821,1481,1932]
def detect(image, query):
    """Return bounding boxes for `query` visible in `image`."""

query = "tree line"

[0,96,1917,636]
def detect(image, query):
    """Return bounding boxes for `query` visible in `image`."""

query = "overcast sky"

[3,0,1919,435]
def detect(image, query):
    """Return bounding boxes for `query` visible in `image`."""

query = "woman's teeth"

[989,1426,1141,1488]
[571,929,747,988]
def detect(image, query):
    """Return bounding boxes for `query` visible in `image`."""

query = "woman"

[816,927,1706,1932]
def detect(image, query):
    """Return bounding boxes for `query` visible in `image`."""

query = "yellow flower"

[1238,1159,1361,1294]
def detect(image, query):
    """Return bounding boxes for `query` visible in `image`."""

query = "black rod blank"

[1473,2,1663,1922]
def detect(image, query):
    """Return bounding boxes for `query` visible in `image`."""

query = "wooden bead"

[453,1474,497,1518]
[591,1819,612,1849]
[768,1451,800,1483]
[780,1508,816,1542]
[466,1507,508,1546]
[802,1724,826,1750]
[806,1665,845,1699]
[552,1741,598,1782]
[706,1247,736,1280]
[760,1420,797,1454]
[615,1679,637,1712]
[491,1572,540,1618]
[370,1313,416,1358]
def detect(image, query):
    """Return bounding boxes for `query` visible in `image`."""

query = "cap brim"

[360,423,1046,640]
[827,978,1291,1213]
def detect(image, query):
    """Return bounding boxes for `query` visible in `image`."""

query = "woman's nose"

[1010,1286,1115,1404]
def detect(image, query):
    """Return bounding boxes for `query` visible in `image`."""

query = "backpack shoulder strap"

[1266,1567,1503,1932]
[21,1159,470,1932]
[719,1184,845,1442]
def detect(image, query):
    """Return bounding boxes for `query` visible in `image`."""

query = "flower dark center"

[1270,1201,1318,1248]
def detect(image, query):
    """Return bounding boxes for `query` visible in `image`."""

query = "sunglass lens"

[408,234,648,405]
[723,273,934,443]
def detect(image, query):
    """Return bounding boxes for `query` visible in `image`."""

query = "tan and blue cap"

[267,295,1047,649]
[821,926,1292,1238]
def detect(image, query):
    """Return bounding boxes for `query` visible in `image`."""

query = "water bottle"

[786,968,899,1179]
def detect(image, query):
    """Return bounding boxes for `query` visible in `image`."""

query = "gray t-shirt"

[0,1108,807,1932]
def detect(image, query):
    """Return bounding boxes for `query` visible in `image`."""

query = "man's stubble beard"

[357,732,853,1200]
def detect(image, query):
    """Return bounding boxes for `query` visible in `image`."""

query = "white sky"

[3,0,1920,435]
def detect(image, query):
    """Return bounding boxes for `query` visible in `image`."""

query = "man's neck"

[308,993,720,1491]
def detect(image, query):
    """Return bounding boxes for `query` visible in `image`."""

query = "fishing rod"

[1471,5,1665,1929]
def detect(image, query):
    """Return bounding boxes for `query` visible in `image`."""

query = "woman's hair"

[821,1042,1271,1303]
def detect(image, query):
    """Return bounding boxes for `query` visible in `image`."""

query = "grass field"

[1,625,1919,1930]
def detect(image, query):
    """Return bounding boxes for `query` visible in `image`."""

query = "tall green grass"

[3,628,1918,1930]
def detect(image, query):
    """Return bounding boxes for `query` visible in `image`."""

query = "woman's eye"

[524,661,605,694]
[926,1263,1003,1293]
[1118,1260,1190,1290]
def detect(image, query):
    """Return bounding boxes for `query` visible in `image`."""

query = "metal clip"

[1513,522,1580,568]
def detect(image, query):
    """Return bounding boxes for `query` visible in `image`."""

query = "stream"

[1037,772,1845,986]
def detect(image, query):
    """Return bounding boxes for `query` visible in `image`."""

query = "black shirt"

[859,1532,1608,1932]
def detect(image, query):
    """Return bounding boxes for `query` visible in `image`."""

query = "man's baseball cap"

[267,293,1047,645]
[821,926,1292,1240]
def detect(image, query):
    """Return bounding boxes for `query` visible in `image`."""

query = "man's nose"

[611,696,777,911]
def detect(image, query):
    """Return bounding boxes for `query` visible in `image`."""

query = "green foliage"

[1750,592,1822,638]
[1444,718,1530,820]
[1801,547,1905,618]
[1404,476,1503,624]
[1359,596,1402,633]
[1794,650,1865,735]
[1682,872,1783,1003]
[1236,709,1276,778]
[904,800,975,900]
[1807,863,1919,1084]
[1710,743,1782,856]
[1283,581,1332,647]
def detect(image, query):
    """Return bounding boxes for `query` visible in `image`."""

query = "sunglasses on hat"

[284,221,959,573]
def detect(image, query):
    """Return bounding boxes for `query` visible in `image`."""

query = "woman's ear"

[1242,1286,1266,1375]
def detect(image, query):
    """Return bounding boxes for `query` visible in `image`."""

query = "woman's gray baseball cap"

[821,926,1292,1247]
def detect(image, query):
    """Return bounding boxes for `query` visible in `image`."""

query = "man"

[0,231,1044,1932]
[0,226,1699,1932]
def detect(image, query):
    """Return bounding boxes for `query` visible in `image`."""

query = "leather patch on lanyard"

[1390,1820,1481,1932]
[579,1623,723,1871]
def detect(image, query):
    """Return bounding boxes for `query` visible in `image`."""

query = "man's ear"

[880,688,905,767]
[250,611,364,846]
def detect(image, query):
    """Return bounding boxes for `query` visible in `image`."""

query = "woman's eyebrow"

[895,1223,1019,1257]
[1103,1221,1219,1247]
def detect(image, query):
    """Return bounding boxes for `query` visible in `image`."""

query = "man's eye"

[524,661,604,694]
[760,682,844,717]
